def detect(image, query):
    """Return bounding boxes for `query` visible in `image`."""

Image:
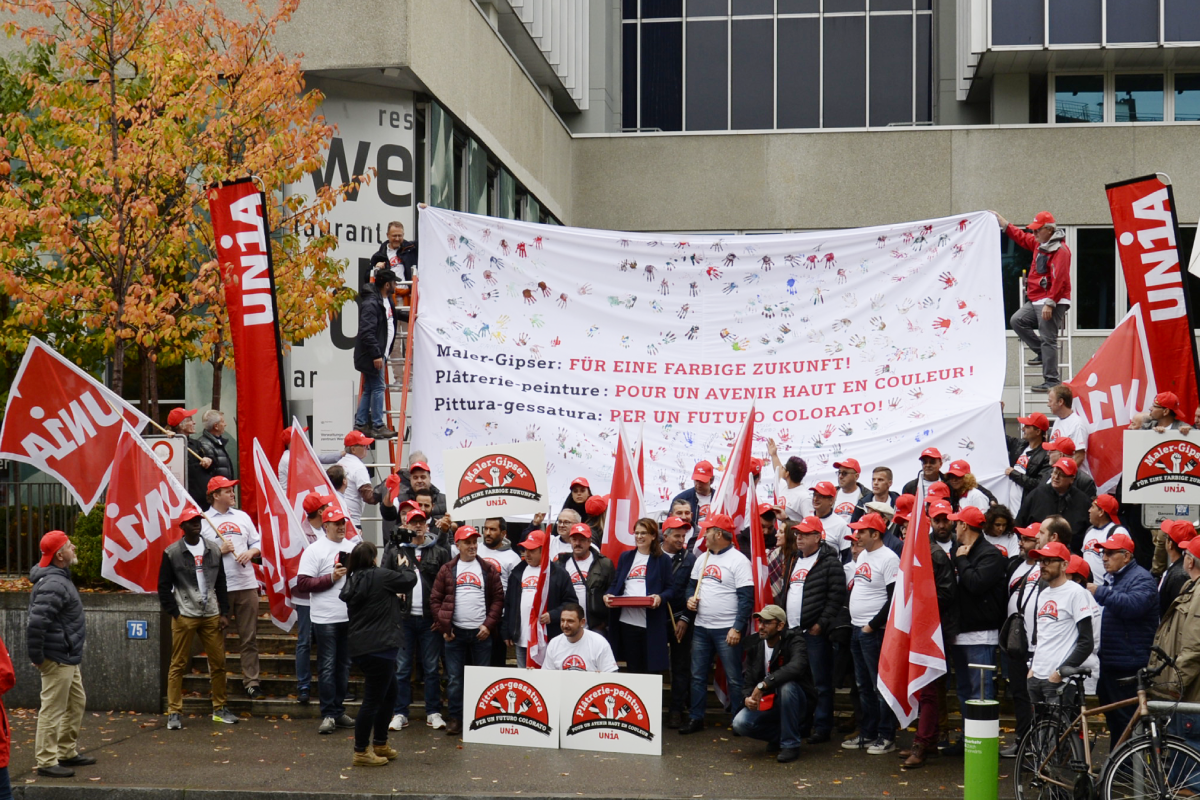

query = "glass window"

[1049,0,1101,44]
[731,18,774,129]
[732,0,774,13]
[1175,74,1200,121]
[1075,228,1117,330]
[823,16,866,127]
[622,23,638,128]
[1055,75,1105,123]
[688,0,728,15]
[1180,227,1200,330]
[915,14,932,121]
[686,20,728,130]
[1165,0,1200,42]
[825,0,865,11]
[1114,74,1164,122]
[777,17,819,128]
[1000,232,1026,330]
[642,0,683,18]
[624,0,639,20]
[778,0,819,11]
[641,22,683,131]
[1106,0,1159,44]
[992,0,1042,45]
[873,0,913,10]
[869,14,913,126]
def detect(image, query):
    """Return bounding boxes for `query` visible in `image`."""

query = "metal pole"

[964,662,999,800]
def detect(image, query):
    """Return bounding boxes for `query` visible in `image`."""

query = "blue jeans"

[395,615,443,717]
[444,626,492,722]
[0,765,10,800]
[313,621,350,719]
[952,643,996,710]
[733,681,807,750]
[805,631,834,736]
[851,626,895,741]
[295,604,313,690]
[516,646,527,668]
[354,368,385,429]
[689,626,745,723]
[1167,713,1200,792]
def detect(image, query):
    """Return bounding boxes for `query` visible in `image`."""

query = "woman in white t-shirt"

[604,518,675,674]
[767,438,811,521]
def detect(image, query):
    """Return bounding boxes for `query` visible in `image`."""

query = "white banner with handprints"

[412,208,1011,512]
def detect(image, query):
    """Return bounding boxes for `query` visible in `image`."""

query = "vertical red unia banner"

[1106,174,1200,422]
[208,178,288,519]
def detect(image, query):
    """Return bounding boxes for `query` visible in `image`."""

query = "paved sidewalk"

[6,708,1015,799]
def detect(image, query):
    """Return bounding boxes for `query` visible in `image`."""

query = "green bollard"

[964,663,999,800]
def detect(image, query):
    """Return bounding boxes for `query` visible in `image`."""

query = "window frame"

[1049,70,1200,123]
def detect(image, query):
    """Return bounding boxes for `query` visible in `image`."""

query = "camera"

[390,527,416,547]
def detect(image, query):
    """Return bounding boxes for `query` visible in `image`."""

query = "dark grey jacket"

[27,565,85,666]
[158,537,229,618]
[197,431,233,480]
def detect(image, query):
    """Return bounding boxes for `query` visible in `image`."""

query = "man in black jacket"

[371,221,418,282]
[27,531,94,778]
[159,508,235,731]
[902,447,945,499]
[383,509,451,731]
[776,516,847,744]
[352,269,398,440]
[1158,520,1195,617]
[168,407,214,508]
[733,605,816,764]
[196,410,234,480]
[662,517,696,728]
[946,506,1007,755]
[1005,412,1051,508]
[557,524,615,632]
[1016,458,1091,549]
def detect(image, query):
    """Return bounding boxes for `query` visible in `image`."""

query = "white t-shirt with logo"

[1082,523,1127,583]
[543,629,619,672]
[1007,561,1042,617]
[690,546,753,629]
[479,542,522,593]
[820,513,854,553]
[184,539,208,602]
[986,532,1020,560]
[959,488,991,513]
[775,480,813,522]
[1027,581,1095,680]
[695,491,714,522]
[620,552,650,628]
[785,552,820,630]
[849,546,900,627]
[548,535,573,564]
[517,568,541,646]
[206,507,261,593]
[1049,412,1090,453]
[564,552,594,610]
[452,559,487,629]
[297,535,357,624]
[336,453,372,527]
[834,488,860,520]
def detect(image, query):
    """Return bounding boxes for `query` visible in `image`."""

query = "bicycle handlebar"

[1117,646,1176,686]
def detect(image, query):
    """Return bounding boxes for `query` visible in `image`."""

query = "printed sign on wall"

[1122,430,1200,503]
[444,442,547,518]
[559,672,662,756]
[463,666,560,750]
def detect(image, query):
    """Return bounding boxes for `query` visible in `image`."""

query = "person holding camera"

[339,540,416,768]
[296,508,358,735]
[383,508,451,732]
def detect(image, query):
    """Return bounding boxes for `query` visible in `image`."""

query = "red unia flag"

[1066,305,1156,493]
[0,338,150,512]
[284,418,359,541]
[526,527,555,669]
[878,499,946,726]
[102,426,214,593]
[710,405,768,613]
[251,439,300,631]
[601,421,644,564]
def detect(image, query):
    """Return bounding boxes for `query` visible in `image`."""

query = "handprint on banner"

[445,256,460,271]
[557,293,569,308]
[807,329,824,343]
[707,265,722,280]
[483,270,498,285]
[876,235,888,248]
[786,278,799,295]
[515,333,528,346]
[578,283,592,295]
[849,334,867,349]
[761,304,775,319]
[842,292,857,307]
[619,259,635,272]
[516,243,528,257]
[587,325,599,337]
[743,244,757,254]
[489,256,506,270]
[875,364,891,376]
[958,437,976,452]
[645,265,656,281]
[778,303,795,318]
[891,250,909,260]
[946,385,963,395]
[760,255,773,270]
[481,228,492,242]
[821,424,836,440]
[939,271,957,289]
[919,296,937,309]
[462,327,478,342]
[677,304,690,319]
[464,253,477,269]
[620,336,631,349]
[537,281,551,297]
[530,315,544,328]
[932,317,951,332]
[812,288,824,305]
[869,316,886,330]
[836,269,848,285]
[909,411,926,420]
[650,301,663,313]
[871,293,885,309]
[914,429,933,442]
[685,325,699,340]
[832,318,852,332]
[522,289,536,304]
[909,387,924,400]
[962,310,978,324]
[660,279,671,295]
[550,336,560,346]
[888,396,903,410]
[480,290,498,301]
[839,424,853,437]
[723,253,737,267]
[461,274,474,288]
[825,342,843,355]
[689,282,700,297]
[907,319,923,333]
[723,282,739,294]
[744,273,761,285]
[810,434,823,448]
[526,425,540,441]
[866,417,879,431]
[646,343,658,355]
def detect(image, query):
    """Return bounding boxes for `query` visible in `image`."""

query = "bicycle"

[1014,646,1200,800]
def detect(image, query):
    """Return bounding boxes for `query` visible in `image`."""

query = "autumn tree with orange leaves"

[0,0,357,420]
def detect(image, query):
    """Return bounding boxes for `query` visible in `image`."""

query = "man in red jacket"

[992,210,1072,392]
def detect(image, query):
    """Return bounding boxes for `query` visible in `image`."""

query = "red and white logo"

[565,683,654,741]
[628,565,647,580]
[570,571,586,585]
[457,572,483,588]
[522,576,539,589]
[1016,454,1030,469]
[855,563,873,581]
[471,679,552,736]
[790,568,809,584]
[1131,439,1200,492]
[1037,600,1059,620]
[834,501,855,516]
[218,522,240,537]
[702,565,723,582]
[483,557,501,572]
[562,655,588,672]
[454,454,541,510]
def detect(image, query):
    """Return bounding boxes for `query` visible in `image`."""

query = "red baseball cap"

[1093,494,1119,519]
[692,461,715,481]
[795,516,824,534]
[662,516,688,531]
[302,493,333,515]
[1017,412,1050,432]
[1100,532,1136,553]
[846,531,860,543]
[750,457,764,477]
[893,494,915,523]
[1016,522,1042,539]
[920,447,943,461]
[569,477,590,489]
[1032,541,1070,561]
[521,529,548,550]
[929,501,953,518]
[1043,437,1076,456]
[850,512,887,533]
[757,503,776,517]
[455,525,481,542]
[1067,555,1091,580]
[178,507,203,524]
[38,530,70,568]
[206,476,238,494]
[409,461,431,474]
[322,507,347,524]
[1163,519,1197,545]
[811,481,837,497]
[949,506,986,528]
[946,460,971,477]
[1186,539,1200,562]
[1154,391,1190,422]
[700,513,735,531]
[405,508,428,525]
[584,494,609,516]
[568,522,592,539]
[925,482,950,502]
[166,407,197,427]
[282,426,308,446]
[344,430,375,447]
[833,458,861,474]
[1027,211,1056,230]
[1053,457,1078,477]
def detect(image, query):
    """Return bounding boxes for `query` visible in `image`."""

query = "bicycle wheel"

[1016,719,1079,800]
[1102,736,1200,800]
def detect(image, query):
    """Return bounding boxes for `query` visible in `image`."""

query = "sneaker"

[352,749,388,767]
[1027,355,1043,366]
[246,686,264,700]
[319,716,337,734]
[370,426,397,440]
[1000,742,1020,759]
[867,738,897,755]
[297,688,310,705]
[426,712,446,729]
[389,714,409,731]
[212,707,239,724]
[777,747,801,764]
[841,734,870,750]
[1031,382,1058,393]
[335,714,356,729]
[167,713,182,731]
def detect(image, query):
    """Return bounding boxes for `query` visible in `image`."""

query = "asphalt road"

[6,707,1018,799]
